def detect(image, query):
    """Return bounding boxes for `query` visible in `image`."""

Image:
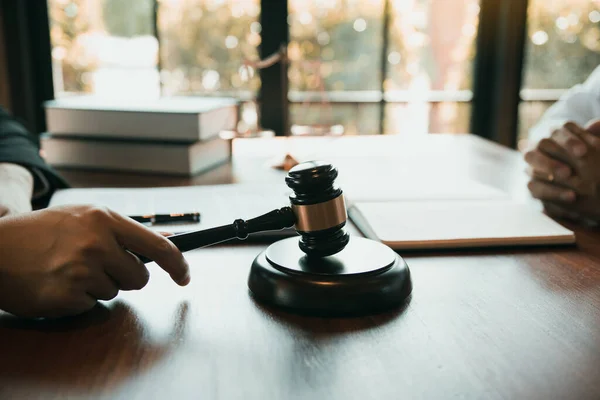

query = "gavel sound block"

[135,161,412,316]
[248,161,412,316]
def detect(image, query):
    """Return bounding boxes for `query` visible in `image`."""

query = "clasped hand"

[0,205,190,318]
[525,120,600,224]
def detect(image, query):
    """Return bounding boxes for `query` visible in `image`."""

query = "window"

[48,0,263,131]
[519,0,600,149]
[288,0,479,135]
[158,0,260,98]
[384,0,478,135]
[48,0,159,98]
[48,0,479,137]
[47,0,597,144]
[157,0,261,132]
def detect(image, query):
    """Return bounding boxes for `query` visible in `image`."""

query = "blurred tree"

[524,0,600,89]
[102,0,154,38]
[289,1,383,92]
[48,0,97,93]
[158,0,259,95]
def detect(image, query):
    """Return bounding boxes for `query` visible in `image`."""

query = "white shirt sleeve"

[528,64,600,145]
[0,163,34,216]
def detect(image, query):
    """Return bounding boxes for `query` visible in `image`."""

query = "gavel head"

[285,161,350,257]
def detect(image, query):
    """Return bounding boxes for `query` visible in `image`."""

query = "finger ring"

[547,173,555,182]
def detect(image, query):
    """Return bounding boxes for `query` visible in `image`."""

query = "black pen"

[129,212,201,225]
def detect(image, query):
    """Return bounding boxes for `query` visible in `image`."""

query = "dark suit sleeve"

[0,108,68,207]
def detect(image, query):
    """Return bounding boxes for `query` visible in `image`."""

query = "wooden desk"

[2,134,600,399]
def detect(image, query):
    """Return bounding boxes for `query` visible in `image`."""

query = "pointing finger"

[108,211,190,286]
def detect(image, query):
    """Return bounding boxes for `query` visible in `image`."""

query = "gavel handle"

[134,206,296,264]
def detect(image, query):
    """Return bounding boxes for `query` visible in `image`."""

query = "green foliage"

[102,0,154,38]
[524,1,600,88]
[158,0,259,93]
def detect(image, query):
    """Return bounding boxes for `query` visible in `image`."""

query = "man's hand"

[524,121,592,184]
[0,205,190,318]
[525,120,600,223]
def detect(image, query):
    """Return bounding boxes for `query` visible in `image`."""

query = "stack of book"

[41,96,239,176]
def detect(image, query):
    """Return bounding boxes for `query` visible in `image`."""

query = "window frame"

[470,0,529,148]
[259,0,532,144]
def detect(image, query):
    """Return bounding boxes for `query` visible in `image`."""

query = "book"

[348,199,575,250]
[40,134,230,176]
[44,96,239,142]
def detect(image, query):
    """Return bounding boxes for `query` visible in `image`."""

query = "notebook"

[348,199,576,250]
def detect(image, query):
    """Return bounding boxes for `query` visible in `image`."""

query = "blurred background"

[45,0,600,149]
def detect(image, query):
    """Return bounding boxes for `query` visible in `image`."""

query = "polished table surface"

[2,134,600,399]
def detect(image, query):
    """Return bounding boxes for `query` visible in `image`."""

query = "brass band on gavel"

[291,195,347,233]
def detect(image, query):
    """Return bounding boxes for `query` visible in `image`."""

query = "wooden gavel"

[134,161,350,263]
